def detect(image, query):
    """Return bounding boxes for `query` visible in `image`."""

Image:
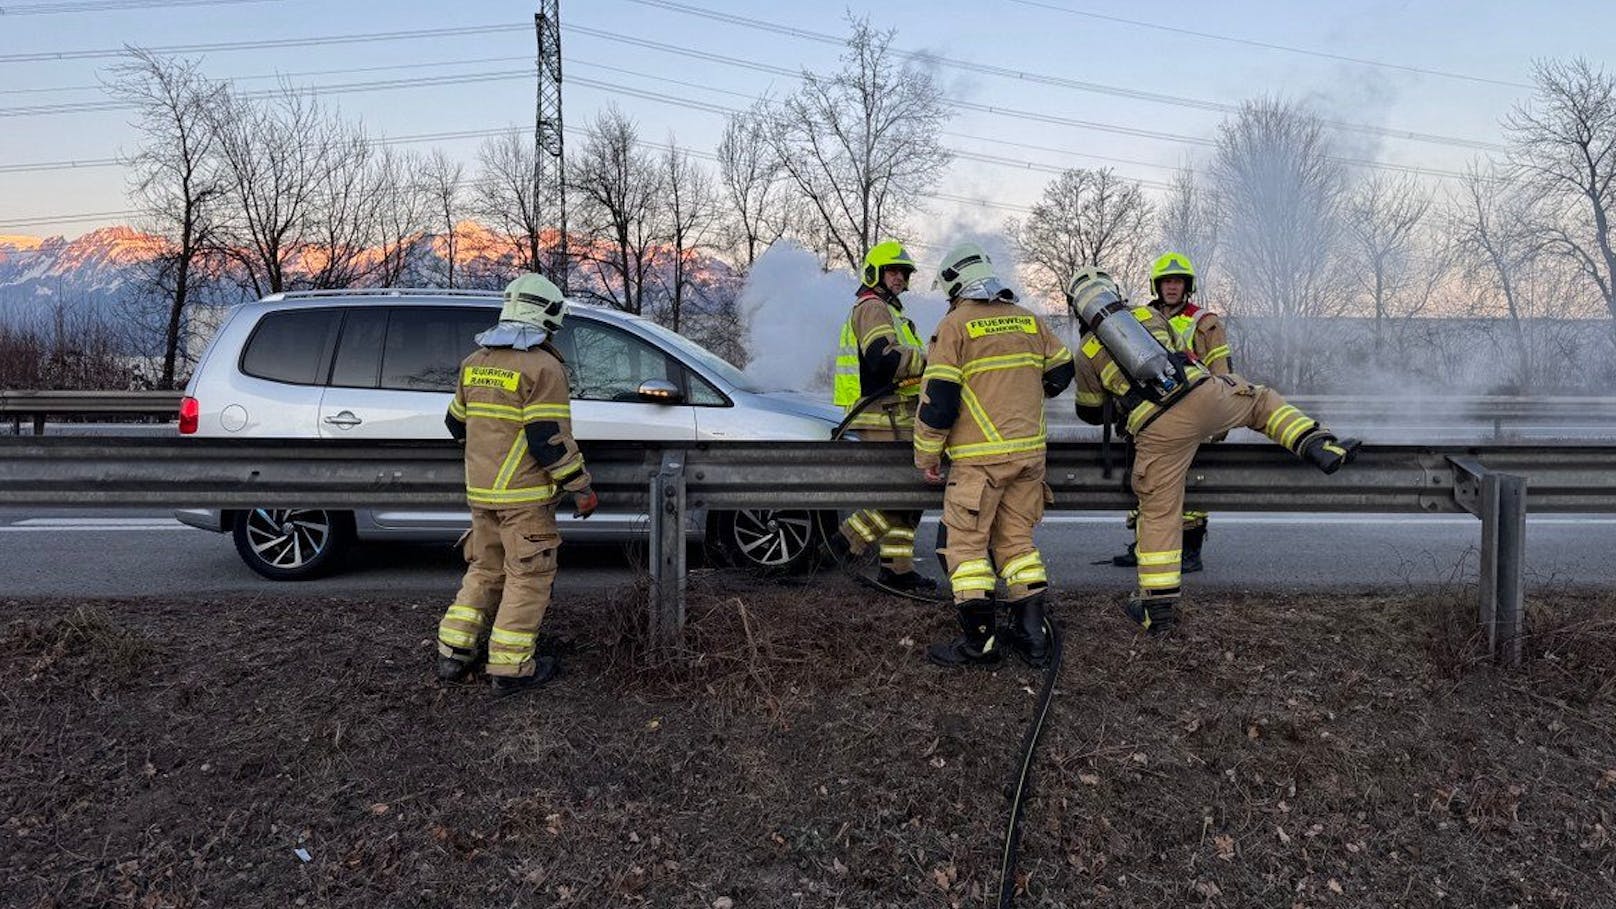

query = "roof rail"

[263,288,504,301]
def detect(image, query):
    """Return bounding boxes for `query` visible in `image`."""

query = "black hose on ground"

[997,617,1064,907]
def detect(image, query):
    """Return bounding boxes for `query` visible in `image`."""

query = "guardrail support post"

[647,449,687,653]
[1478,473,1527,668]
[32,414,45,436]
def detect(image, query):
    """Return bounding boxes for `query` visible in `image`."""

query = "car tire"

[232,508,354,580]
[710,508,830,575]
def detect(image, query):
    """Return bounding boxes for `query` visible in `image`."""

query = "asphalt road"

[3,506,1612,600]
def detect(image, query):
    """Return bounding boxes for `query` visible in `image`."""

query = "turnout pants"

[1131,375,1320,601]
[436,502,561,678]
[937,456,1051,604]
[838,427,922,573]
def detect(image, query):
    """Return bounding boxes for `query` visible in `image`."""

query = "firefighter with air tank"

[828,240,937,592]
[1068,266,1359,633]
[1112,252,1231,573]
[913,243,1075,668]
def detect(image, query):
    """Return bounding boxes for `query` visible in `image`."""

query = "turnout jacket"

[1155,299,1231,375]
[834,287,926,430]
[913,297,1074,469]
[445,341,590,509]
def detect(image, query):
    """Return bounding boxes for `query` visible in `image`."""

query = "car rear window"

[240,309,341,386]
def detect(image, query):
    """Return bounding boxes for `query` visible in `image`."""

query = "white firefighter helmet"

[500,273,566,333]
[933,242,1012,302]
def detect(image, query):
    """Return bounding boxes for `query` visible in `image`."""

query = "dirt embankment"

[2,576,1614,908]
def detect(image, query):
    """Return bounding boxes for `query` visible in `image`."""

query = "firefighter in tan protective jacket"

[1067,266,1358,634]
[435,273,597,697]
[1112,252,1231,572]
[914,243,1075,669]
[827,240,936,592]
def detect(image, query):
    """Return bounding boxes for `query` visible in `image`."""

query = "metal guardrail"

[8,390,1616,437]
[4,436,1612,665]
[1,390,182,435]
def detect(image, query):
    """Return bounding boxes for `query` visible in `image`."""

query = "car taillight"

[179,396,200,434]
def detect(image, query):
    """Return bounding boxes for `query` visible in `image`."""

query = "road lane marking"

[14,517,186,526]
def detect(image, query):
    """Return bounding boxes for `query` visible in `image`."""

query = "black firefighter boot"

[1002,592,1052,668]
[490,655,560,698]
[436,644,486,682]
[1181,526,1206,574]
[927,598,1004,669]
[1123,593,1177,635]
[1111,541,1138,567]
[1299,432,1362,475]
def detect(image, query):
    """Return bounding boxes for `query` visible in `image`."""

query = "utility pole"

[534,0,567,292]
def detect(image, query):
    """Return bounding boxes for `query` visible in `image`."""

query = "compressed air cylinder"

[1066,270,1181,398]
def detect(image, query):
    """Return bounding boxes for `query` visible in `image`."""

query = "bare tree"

[1450,159,1550,387]
[763,17,952,270]
[570,106,661,314]
[1211,98,1352,388]
[370,146,432,286]
[1505,58,1616,333]
[422,149,466,288]
[473,128,548,276]
[1009,167,1152,301]
[716,103,791,270]
[1157,165,1221,298]
[106,49,225,389]
[1345,173,1433,362]
[650,138,719,333]
[303,120,377,289]
[211,85,336,296]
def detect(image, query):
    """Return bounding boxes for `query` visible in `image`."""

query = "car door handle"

[323,411,363,428]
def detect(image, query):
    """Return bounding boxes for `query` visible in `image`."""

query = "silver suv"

[176,289,840,579]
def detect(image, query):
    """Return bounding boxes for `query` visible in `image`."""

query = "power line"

[612,0,1509,153]
[0,0,278,14]
[0,21,525,63]
[1004,0,1536,91]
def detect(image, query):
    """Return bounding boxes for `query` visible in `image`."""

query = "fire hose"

[831,381,1065,906]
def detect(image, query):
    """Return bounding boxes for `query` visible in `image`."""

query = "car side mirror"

[636,379,684,404]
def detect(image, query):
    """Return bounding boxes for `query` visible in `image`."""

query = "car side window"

[329,308,388,388]
[379,307,497,392]
[240,309,341,386]
[558,321,679,402]
[687,371,727,406]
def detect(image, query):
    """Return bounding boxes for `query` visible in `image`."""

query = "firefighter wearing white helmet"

[914,242,1075,669]
[435,272,597,697]
[1111,252,1232,572]
[1068,266,1359,634]
[828,239,936,592]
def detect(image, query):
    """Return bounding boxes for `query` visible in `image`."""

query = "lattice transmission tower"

[534,0,567,291]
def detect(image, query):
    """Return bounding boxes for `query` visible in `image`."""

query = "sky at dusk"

[1,0,1609,268]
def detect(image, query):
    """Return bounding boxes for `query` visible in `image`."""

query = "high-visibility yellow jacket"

[913,298,1074,468]
[1074,306,1209,437]
[1155,299,1231,375]
[445,341,590,509]
[833,289,925,431]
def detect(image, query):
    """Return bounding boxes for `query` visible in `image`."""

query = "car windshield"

[630,318,763,393]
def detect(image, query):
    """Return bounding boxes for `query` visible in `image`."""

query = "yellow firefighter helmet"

[1149,252,1196,297]
[500,273,567,333]
[861,239,918,287]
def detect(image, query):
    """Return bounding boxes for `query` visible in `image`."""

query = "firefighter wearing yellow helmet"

[1111,252,1233,573]
[914,243,1075,668]
[828,240,935,592]
[1068,266,1358,634]
[435,273,597,697]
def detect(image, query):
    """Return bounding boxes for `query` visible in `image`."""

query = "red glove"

[573,488,599,519]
